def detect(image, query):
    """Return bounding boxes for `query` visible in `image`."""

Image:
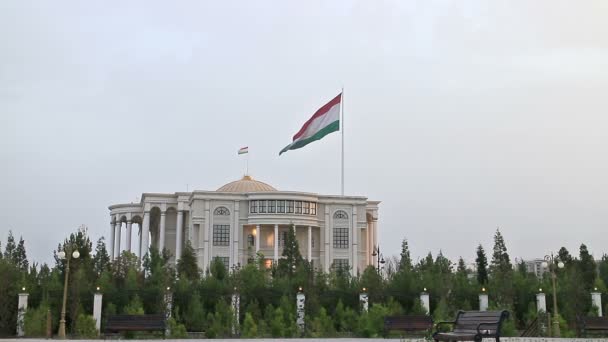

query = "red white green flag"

[279,93,342,155]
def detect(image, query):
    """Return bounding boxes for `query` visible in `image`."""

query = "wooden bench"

[433,310,509,342]
[384,315,433,337]
[577,316,608,337]
[104,314,166,337]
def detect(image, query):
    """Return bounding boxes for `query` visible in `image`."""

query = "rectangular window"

[303,202,310,215]
[259,200,266,213]
[213,256,230,270]
[268,200,276,213]
[250,200,257,213]
[310,202,317,215]
[295,201,302,214]
[333,258,349,271]
[287,201,294,213]
[333,228,349,248]
[311,237,315,248]
[213,224,230,246]
[247,234,255,247]
[277,200,285,213]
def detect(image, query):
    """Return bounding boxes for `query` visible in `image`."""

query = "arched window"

[214,207,230,216]
[333,210,349,248]
[333,210,348,219]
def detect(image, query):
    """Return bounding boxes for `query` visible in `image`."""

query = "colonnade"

[109,209,185,261]
[253,224,316,262]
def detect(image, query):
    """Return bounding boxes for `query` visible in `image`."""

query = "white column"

[233,201,240,267]
[115,222,121,259]
[324,206,331,273]
[17,291,28,337]
[159,212,166,251]
[164,290,173,336]
[138,226,142,258]
[536,292,546,312]
[592,291,603,317]
[203,200,211,271]
[351,206,358,275]
[296,290,305,333]
[175,211,183,261]
[126,221,132,253]
[274,224,279,262]
[420,291,430,315]
[93,291,103,333]
[307,226,312,261]
[360,290,369,312]
[366,222,370,266]
[231,290,240,335]
[141,212,150,259]
[479,291,489,311]
[109,222,116,261]
[255,225,260,253]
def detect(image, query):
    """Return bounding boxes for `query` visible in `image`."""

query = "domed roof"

[217,175,277,192]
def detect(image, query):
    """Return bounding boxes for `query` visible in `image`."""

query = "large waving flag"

[279,93,342,155]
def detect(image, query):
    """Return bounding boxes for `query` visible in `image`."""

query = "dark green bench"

[433,310,509,342]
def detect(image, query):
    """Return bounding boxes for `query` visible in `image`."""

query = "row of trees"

[0,227,606,337]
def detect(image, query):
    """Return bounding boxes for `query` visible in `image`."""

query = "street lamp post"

[57,247,80,339]
[371,245,385,273]
[542,253,564,338]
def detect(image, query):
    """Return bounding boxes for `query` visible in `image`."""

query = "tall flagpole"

[341,87,345,196]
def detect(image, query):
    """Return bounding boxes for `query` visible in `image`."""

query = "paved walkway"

[4,339,608,341]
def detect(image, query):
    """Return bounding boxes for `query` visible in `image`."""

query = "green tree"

[578,244,597,290]
[309,307,334,337]
[241,312,258,337]
[475,245,488,285]
[209,257,227,281]
[558,247,574,266]
[0,258,21,335]
[277,224,304,278]
[490,228,512,273]
[177,240,199,281]
[92,237,110,276]
[14,237,28,272]
[489,229,514,308]
[3,231,16,261]
[399,238,413,272]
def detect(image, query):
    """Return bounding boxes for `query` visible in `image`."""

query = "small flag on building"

[238,146,249,155]
[279,93,342,155]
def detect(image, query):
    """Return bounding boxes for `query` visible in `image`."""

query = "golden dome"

[217,175,277,192]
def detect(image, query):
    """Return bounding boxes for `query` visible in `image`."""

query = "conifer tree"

[177,240,199,280]
[14,236,28,272]
[457,257,467,274]
[558,246,573,265]
[579,244,597,290]
[399,238,412,272]
[475,244,488,285]
[3,231,16,261]
[92,237,110,276]
[278,224,303,277]
[490,228,512,274]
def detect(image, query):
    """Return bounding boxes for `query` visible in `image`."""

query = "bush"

[74,314,98,338]
[23,305,48,337]
[309,307,334,337]
[167,318,187,338]
[123,295,144,315]
[357,303,389,337]
[241,312,258,338]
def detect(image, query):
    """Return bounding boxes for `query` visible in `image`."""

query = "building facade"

[108,175,380,274]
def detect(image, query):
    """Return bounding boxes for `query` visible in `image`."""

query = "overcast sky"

[2,1,607,267]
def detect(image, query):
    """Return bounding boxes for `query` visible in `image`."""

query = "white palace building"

[108,175,380,274]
